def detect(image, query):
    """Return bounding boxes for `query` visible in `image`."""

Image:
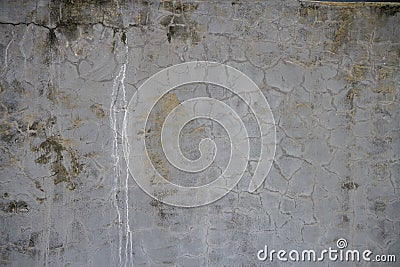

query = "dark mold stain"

[28,233,40,249]
[0,200,29,214]
[159,1,201,45]
[47,28,58,48]
[0,233,39,258]
[373,200,386,212]
[160,0,198,14]
[341,181,359,190]
[28,120,44,137]
[34,181,44,192]
[46,28,59,58]
[121,31,127,45]
[372,5,400,17]
[150,199,177,223]
[165,16,201,44]
[50,0,124,41]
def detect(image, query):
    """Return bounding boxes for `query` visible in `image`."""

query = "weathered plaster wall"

[0,0,399,266]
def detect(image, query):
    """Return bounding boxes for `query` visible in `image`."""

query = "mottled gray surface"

[0,0,399,266]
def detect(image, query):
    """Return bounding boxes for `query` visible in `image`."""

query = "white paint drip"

[19,25,29,79]
[1,30,14,76]
[110,37,133,267]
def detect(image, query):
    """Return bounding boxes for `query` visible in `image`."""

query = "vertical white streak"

[19,25,29,79]
[110,38,132,267]
[110,64,124,267]
[44,27,61,267]
[121,43,134,267]
[1,30,14,76]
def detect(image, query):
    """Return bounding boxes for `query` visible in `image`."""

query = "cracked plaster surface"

[0,0,399,266]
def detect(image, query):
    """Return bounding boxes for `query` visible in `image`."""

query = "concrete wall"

[0,0,399,266]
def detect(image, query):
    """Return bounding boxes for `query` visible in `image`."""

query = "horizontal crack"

[0,20,142,32]
[0,21,54,30]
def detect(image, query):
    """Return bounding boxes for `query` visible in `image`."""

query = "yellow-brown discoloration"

[377,67,395,80]
[147,93,181,181]
[373,84,395,95]
[299,4,328,23]
[33,135,82,190]
[347,64,369,85]
[296,102,313,109]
